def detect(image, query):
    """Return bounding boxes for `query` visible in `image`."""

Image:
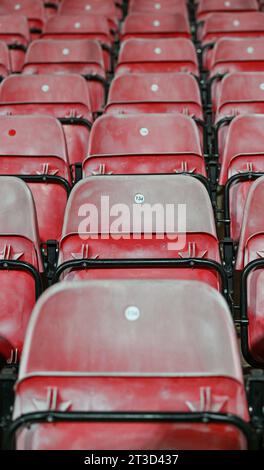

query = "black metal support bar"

[53,258,229,301]
[4,174,71,197]
[213,116,235,157]
[4,410,257,450]
[59,117,93,131]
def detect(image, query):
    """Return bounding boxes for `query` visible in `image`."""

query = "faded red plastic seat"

[83,113,206,177]
[219,115,264,242]
[121,13,191,42]
[200,12,264,44]
[43,15,113,70]
[0,41,10,79]
[0,74,93,168]
[12,279,251,450]
[0,14,30,72]
[129,0,188,18]
[197,0,259,22]
[56,174,222,292]
[59,0,122,30]
[0,177,43,364]
[208,38,264,108]
[0,0,46,39]
[116,38,199,76]
[0,115,71,243]
[215,73,264,159]
[106,73,203,120]
[236,176,264,366]
[199,12,264,68]
[23,39,106,113]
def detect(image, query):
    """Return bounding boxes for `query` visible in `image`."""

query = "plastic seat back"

[13,279,249,450]
[116,38,198,75]
[0,74,93,166]
[84,113,205,177]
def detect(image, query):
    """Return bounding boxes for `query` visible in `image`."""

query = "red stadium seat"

[116,38,199,75]
[121,13,191,42]
[219,115,264,242]
[0,177,42,364]
[197,0,259,22]
[57,174,222,292]
[236,176,264,365]
[0,14,30,72]
[12,279,250,450]
[59,0,122,30]
[0,115,71,243]
[0,74,93,169]
[207,38,264,108]
[0,41,10,79]
[0,0,46,39]
[106,73,203,120]
[83,113,206,177]
[23,39,106,113]
[200,12,264,44]
[215,73,264,163]
[43,15,113,70]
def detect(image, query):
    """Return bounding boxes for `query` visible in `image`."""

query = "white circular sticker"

[125,306,140,321]
[247,46,254,54]
[151,84,159,92]
[140,127,149,136]
[41,84,50,93]
[85,4,91,10]
[233,20,240,27]
[14,4,21,10]
[224,1,231,6]
[153,20,160,27]
[260,83,264,90]
[155,3,161,9]
[62,48,70,56]
[134,193,145,204]
[74,22,81,29]
[154,47,162,54]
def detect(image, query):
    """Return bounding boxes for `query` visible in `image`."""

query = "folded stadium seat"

[236,176,264,366]
[121,13,191,42]
[218,115,264,245]
[58,0,122,30]
[116,38,199,76]
[0,177,43,364]
[0,74,93,173]
[207,38,264,110]
[128,0,188,18]
[83,113,206,178]
[0,115,71,244]
[0,0,46,40]
[106,73,203,119]
[0,41,10,80]
[55,175,224,294]
[215,72,264,162]
[22,39,106,114]
[11,279,253,450]
[197,0,259,22]
[199,12,264,70]
[43,15,113,71]
[0,14,30,72]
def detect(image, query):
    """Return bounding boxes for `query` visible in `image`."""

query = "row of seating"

[1,0,263,451]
